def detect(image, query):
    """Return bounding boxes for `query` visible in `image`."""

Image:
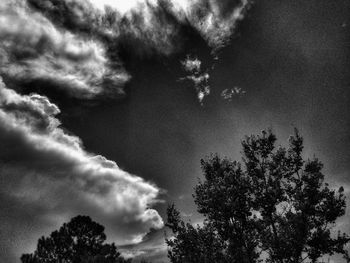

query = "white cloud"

[90,0,157,14]
[190,0,250,50]
[2,0,250,103]
[0,79,163,245]
[86,0,250,53]
[196,84,210,104]
[164,0,250,50]
[0,0,129,99]
[221,86,246,101]
[180,56,210,104]
[119,228,169,262]
[0,0,252,259]
[181,56,202,73]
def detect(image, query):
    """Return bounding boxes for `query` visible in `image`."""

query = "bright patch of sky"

[89,0,159,13]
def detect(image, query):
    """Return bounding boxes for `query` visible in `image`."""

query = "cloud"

[181,56,202,73]
[119,228,169,263]
[27,0,184,56]
[27,0,250,56]
[180,56,210,103]
[221,86,246,101]
[85,0,148,15]
[8,0,251,103]
[165,0,251,51]
[0,0,130,99]
[116,0,251,54]
[97,0,250,51]
[0,0,252,261]
[0,79,163,253]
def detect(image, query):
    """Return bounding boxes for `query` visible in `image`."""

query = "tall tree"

[21,215,131,263]
[166,130,349,263]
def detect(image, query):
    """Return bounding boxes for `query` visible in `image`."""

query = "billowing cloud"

[0,0,129,99]
[26,0,250,57]
[0,78,163,250]
[2,0,250,103]
[86,0,250,51]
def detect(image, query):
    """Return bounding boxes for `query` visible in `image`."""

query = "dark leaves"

[166,129,349,263]
[21,215,129,263]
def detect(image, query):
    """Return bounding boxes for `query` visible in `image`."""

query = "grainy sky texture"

[0,0,349,262]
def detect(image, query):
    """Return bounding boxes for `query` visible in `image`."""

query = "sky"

[0,0,349,262]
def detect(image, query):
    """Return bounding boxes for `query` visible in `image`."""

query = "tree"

[21,215,131,263]
[166,204,227,263]
[166,130,349,263]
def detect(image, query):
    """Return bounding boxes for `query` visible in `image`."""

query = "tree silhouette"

[166,130,349,263]
[21,215,131,263]
[166,204,227,263]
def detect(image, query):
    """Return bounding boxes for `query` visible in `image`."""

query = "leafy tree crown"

[21,215,131,263]
[166,129,349,263]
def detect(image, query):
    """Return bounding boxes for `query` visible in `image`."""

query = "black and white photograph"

[0,0,349,262]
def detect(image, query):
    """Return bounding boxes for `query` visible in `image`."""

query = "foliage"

[166,129,349,263]
[166,204,227,263]
[21,215,132,263]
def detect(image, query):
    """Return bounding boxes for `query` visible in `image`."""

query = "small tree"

[21,215,131,263]
[166,130,349,263]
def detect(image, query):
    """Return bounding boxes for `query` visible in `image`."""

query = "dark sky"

[0,0,349,262]
[64,0,350,223]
